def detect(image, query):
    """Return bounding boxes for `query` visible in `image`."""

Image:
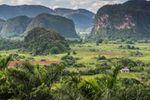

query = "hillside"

[0,16,31,37]
[54,8,94,33]
[0,5,95,34]
[0,14,78,39]
[0,19,5,31]
[90,0,150,40]
[0,4,53,19]
[26,13,78,38]
[24,27,70,55]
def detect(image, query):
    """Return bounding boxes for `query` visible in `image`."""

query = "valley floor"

[0,42,150,83]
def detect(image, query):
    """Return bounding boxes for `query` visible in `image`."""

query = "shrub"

[73,51,77,55]
[130,51,143,57]
[61,55,76,66]
[96,55,106,61]
[119,45,139,50]
[50,47,60,54]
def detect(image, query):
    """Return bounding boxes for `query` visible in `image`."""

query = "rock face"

[90,0,150,40]
[0,16,31,37]
[26,13,78,38]
[54,8,95,33]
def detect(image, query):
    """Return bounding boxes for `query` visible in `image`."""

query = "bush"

[96,55,106,61]
[73,51,77,55]
[119,45,139,50]
[50,47,60,54]
[130,51,143,57]
[73,63,86,68]
[89,49,98,52]
[61,55,76,66]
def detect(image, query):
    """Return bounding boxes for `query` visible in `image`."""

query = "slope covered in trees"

[24,28,70,55]
[90,0,150,40]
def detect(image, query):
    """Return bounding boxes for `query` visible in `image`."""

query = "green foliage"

[91,0,150,41]
[96,39,103,46]
[119,45,139,50]
[61,55,76,66]
[96,55,107,61]
[130,51,143,57]
[0,38,22,50]
[0,55,149,100]
[72,51,77,55]
[0,56,64,99]
[24,27,70,55]
[0,55,12,70]
[50,47,60,54]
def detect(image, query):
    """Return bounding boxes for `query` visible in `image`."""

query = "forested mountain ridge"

[25,13,78,38]
[90,0,150,40]
[0,16,32,37]
[0,14,78,39]
[0,4,54,20]
[54,8,94,33]
[0,5,95,35]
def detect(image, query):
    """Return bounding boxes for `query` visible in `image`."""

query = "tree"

[0,59,64,99]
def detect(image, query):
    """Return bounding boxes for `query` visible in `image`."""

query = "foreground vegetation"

[0,40,150,99]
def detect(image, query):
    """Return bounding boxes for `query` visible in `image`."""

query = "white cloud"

[11,0,35,4]
[0,0,149,12]
[48,0,127,12]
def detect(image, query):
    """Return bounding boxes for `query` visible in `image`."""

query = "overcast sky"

[0,0,148,12]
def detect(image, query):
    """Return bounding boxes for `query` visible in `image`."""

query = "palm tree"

[0,55,13,99]
[78,61,122,100]
[6,63,64,99]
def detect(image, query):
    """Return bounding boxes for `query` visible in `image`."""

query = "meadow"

[0,41,150,99]
[1,41,150,81]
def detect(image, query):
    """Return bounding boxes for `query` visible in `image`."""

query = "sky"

[0,0,147,12]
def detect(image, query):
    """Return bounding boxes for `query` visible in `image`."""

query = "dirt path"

[8,60,60,68]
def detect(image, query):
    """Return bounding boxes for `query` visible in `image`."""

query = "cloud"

[0,0,148,12]
[48,0,127,12]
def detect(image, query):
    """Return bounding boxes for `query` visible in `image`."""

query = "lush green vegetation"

[0,40,150,99]
[0,38,22,50]
[24,28,70,55]
[91,0,150,40]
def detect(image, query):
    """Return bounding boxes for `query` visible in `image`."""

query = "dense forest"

[0,55,150,100]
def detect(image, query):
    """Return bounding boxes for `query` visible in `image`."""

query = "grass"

[0,42,150,84]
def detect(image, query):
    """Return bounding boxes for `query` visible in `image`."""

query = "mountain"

[0,16,32,37]
[0,5,95,34]
[25,13,78,38]
[0,19,5,31]
[0,14,78,39]
[54,8,95,33]
[24,27,69,55]
[0,4,53,19]
[90,0,150,40]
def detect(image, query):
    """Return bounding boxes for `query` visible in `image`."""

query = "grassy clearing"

[0,42,150,83]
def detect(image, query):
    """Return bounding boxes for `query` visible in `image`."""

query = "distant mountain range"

[0,4,95,37]
[0,14,78,38]
[90,0,150,40]
[0,16,32,37]
[54,8,94,33]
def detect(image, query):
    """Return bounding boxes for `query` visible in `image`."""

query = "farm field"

[0,41,150,99]
[1,42,150,63]
[1,42,150,82]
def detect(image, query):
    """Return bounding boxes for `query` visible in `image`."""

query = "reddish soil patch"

[8,60,60,68]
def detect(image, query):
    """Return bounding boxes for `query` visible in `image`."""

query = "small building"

[120,67,130,73]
